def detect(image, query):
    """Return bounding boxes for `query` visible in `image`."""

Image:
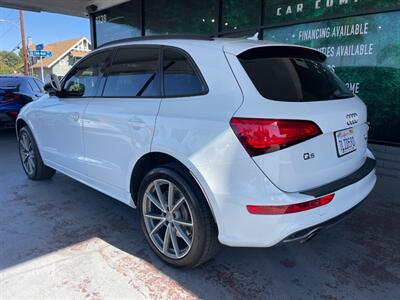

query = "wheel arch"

[129,151,219,225]
[16,117,45,161]
[16,118,29,138]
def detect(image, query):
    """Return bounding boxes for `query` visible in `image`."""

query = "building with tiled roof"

[29,37,91,80]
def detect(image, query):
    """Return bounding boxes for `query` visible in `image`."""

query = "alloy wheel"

[142,179,194,259]
[19,131,36,176]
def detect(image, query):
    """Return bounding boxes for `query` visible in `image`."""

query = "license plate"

[335,128,357,157]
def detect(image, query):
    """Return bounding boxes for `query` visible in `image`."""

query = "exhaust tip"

[300,227,322,243]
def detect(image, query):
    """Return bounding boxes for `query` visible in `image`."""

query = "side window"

[62,50,111,97]
[28,78,41,93]
[19,80,33,94]
[103,48,160,97]
[34,79,44,92]
[25,80,35,92]
[163,49,205,97]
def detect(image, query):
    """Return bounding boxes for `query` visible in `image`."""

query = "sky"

[0,7,90,52]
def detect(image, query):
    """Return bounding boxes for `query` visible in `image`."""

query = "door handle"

[71,112,80,121]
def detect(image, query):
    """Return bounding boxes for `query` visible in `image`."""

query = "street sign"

[36,44,44,51]
[31,50,52,57]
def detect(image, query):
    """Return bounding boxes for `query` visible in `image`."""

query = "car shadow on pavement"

[1,129,399,299]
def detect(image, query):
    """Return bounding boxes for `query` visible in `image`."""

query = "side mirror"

[44,73,61,95]
[64,82,85,97]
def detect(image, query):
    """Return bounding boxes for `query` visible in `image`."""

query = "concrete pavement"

[0,129,399,299]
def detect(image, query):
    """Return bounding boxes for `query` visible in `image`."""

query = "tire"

[18,126,56,180]
[138,165,220,268]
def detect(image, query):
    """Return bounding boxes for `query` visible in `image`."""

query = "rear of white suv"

[17,38,376,268]
[149,39,376,263]
[216,41,376,247]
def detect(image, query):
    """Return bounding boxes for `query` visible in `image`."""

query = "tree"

[0,50,23,74]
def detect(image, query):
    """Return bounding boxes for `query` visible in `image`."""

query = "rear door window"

[238,46,353,102]
[162,49,206,97]
[103,47,161,97]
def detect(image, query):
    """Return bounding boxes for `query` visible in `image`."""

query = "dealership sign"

[265,0,400,26]
[276,0,361,17]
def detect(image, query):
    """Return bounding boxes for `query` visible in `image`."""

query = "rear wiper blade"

[330,95,352,99]
[330,91,354,99]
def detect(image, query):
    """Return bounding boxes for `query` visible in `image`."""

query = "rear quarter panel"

[151,45,247,232]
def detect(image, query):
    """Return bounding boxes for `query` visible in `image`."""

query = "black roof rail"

[98,34,215,48]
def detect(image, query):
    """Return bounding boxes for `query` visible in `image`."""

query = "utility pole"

[19,10,28,75]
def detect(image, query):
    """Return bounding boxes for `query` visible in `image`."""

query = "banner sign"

[264,0,400,27]
[263,10,400,145]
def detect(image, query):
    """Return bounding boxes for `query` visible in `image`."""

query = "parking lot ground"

[0,129,399,299]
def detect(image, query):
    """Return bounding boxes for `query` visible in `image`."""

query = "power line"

[0,25,16,40]
[10,41,22,52]
[0,17,18,39]
[1,9,14,21]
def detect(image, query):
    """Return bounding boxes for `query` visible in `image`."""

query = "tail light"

[0,93,21,104]
[247,194,334,215]
[230,117,322,156]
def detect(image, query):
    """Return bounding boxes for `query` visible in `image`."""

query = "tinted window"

[0,78,21,88]
[103,48,160,97]
[28,78,42,93]
[239,47,353,102]
[0,78,33,93]
[222,0,260,31]
[62,50,111,97]
[145,0,216,35]
[163,49,205,97]
[94,0,141,47]
[34,79,44,92]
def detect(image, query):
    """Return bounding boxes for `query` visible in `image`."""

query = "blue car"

[0,75,44,128]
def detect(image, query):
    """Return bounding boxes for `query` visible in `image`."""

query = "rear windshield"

[0,78,21,89]
[238,46,353,102]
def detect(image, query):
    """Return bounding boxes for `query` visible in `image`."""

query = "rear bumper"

[279,193,367,244]
[300,157,376,197]
[216,159,377,247]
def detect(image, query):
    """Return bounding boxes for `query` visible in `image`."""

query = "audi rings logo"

[346,113,359,126]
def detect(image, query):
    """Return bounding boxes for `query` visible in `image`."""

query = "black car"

[0,75,44,128]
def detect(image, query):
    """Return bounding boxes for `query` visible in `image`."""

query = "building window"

[94,0,141,46]
[221,0,260,32]
[145,0,216,35]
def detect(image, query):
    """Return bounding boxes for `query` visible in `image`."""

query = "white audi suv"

[16,37,376,268]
